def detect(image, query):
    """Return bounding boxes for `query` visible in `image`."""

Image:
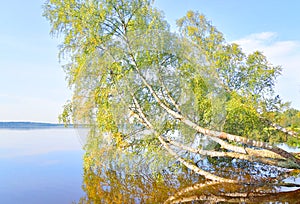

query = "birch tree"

[44,0,300,184]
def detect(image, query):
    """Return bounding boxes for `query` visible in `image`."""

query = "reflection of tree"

[44,0,300,198]
[78,156,203,203]
[77,128,300,203]
[165,181,300,203]
[42,0,300,201]
[165,183,300,203]
[77,149,300,204]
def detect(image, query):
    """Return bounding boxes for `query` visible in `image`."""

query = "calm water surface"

[1,128,300,203]
[0,128,84,204]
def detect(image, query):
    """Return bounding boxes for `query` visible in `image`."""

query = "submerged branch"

[129,60,300,167]
[131,93,237,183]
[166,138,285,167]
[157,135,237,183]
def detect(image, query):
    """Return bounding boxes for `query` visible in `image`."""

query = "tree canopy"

[44,0,300,186]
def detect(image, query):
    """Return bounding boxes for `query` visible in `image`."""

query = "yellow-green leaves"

[44,1,299,182]
[58,101,73,126]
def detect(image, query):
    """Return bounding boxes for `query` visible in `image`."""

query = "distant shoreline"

[0,122,70,129]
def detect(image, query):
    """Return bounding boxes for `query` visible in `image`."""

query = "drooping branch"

[262,116,299,137]
[156,135,237,183]
[166,138,285,167]
[127,60,300,167]
[44,0,300,198]
[210,71,299,138]
[209,136,247,154]
[131,93,153,129]
[157,71,181,113]
[128,53,184,120]
[130,94,237,183]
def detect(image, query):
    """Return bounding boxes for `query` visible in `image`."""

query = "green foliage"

[279,108,300,129]
[176,11,294,143]
[58,100,72,126]
[224,95,260,138]
[44,1,299,174]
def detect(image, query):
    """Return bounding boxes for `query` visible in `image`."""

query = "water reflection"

[166,181,300,203]
[76,130,300,203]
[77,164,300,203]
[78,164,203,203]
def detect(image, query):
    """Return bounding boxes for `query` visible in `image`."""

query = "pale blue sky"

[0,0,299,123]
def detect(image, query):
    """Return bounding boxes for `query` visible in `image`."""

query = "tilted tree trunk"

[130,82,299,184]
[130,61,300,169]
[131,94,237,183]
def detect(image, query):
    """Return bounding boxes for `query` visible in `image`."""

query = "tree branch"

[130,93,237,183]
[166,138,284,167]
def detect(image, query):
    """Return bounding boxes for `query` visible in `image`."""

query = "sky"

[0,0,299,123]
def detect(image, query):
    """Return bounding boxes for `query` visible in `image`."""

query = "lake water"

[1,128,300,203]
[0,128,84,204]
